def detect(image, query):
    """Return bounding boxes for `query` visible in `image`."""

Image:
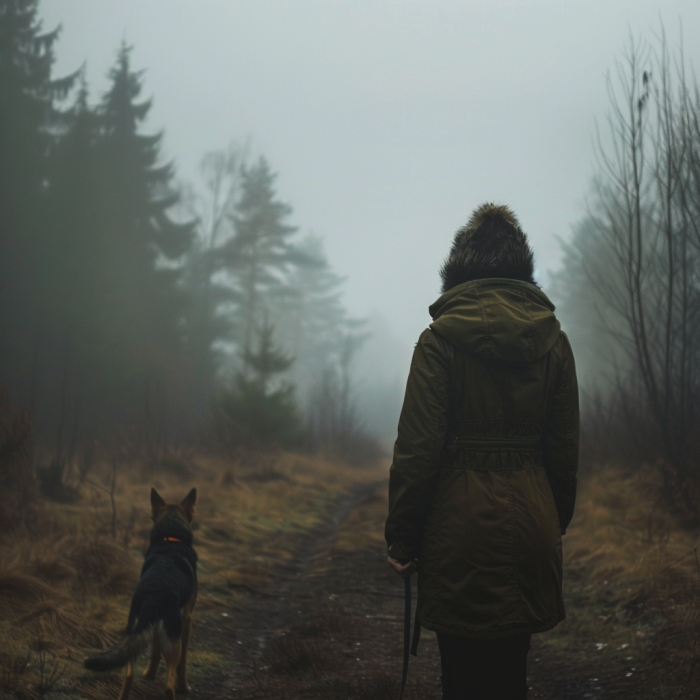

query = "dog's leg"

[177,612,192,693]
[117,661,134,700]
[143,629,161,680]
[163,638,182,700]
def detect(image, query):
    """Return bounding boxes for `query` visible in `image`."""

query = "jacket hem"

[417,613,564,640]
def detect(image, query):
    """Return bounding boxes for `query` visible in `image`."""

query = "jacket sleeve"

[385,328,450,561]
[542,332,580,534]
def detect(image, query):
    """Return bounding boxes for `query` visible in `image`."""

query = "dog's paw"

[177,681,191,694]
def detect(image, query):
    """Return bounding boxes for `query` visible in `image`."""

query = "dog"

[84,487,198,700]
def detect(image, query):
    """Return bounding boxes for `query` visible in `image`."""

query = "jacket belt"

[445,435,542,452]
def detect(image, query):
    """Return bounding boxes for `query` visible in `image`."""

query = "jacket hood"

[440,203,535,292]
[429,278,560,363]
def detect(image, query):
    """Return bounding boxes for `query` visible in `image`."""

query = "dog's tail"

[83,627,153,672]
[84,596,160,672]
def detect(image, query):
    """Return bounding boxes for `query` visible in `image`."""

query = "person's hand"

[388,556,417,579]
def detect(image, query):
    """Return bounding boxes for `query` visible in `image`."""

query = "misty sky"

[41,1,700,363]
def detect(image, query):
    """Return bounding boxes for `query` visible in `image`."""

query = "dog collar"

[163,536,182,543]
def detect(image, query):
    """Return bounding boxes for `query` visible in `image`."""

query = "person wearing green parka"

[385,203,579,700]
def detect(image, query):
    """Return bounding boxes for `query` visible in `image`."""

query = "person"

[385,203,579,700]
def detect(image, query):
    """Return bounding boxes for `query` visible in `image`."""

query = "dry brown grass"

[567,464,700,610]
[333,488,388,554]
[7,451,698,699]
[0,450,383,698]
[530,464,700,698]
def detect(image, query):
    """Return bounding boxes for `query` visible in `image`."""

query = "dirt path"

[185,481,440,700]
[183,481,662,700]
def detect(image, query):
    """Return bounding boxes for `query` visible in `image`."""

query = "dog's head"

[150,487,197,524]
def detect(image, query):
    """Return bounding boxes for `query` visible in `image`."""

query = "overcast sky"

[41,0,700,358]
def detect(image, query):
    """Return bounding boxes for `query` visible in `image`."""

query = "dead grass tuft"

[68,537,138,592]
[295,612,348,638]
[0,638,31,694]
[21,599,82,637]
[0,572,57,606]
[264,632,337,675]
[31,555,77,584]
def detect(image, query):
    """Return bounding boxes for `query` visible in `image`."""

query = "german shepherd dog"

[84,488,198,700]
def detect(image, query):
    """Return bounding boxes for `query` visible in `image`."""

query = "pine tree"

[48,74,103,322]
[0,0,76,405]
[223,157,299,354]
[216,318,299,448]
[83,43,194,436]
[0,0,74,266]
[39,74,104,450]
[270,234,364,393]
[266,234,370,453]
[99,43,192,345]
[185,149,373,453]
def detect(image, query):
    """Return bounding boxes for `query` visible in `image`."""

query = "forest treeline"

[553,29,700,521]
[0,0,373,480]
[6,1,700,524]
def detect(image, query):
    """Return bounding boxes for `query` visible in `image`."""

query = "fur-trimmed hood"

[440,203,535,292]
[429,278,560,363]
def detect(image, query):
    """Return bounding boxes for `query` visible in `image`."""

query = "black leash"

[399,576,411,700]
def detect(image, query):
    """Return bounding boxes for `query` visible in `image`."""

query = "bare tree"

[306,329,375,461]
[180,144,247,422]
[582,28,700,517]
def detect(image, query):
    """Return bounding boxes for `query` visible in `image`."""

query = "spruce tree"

[99,45,192,340]
[0,0,76,405]
[216,318,299,448]
[271,234,364,392]
[39,74,103,449]
[48,74,103,312]
[185,149,371,452]
[88,43,194,434]
[223,157,299,354]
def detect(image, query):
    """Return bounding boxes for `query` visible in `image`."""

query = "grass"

[0,450,383,699]
[3,452,700,699]
[531,464,700,698]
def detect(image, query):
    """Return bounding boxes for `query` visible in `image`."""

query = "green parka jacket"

[385,278,579,639]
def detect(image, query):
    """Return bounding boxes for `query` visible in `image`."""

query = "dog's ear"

[180,488,197,522]
[151,488,166,521]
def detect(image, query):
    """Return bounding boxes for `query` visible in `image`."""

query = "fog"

[4,0,700,449]
[6,4,700,696]
[41,0,700,354]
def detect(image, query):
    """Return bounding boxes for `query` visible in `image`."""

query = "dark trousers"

[436,631,531,700]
